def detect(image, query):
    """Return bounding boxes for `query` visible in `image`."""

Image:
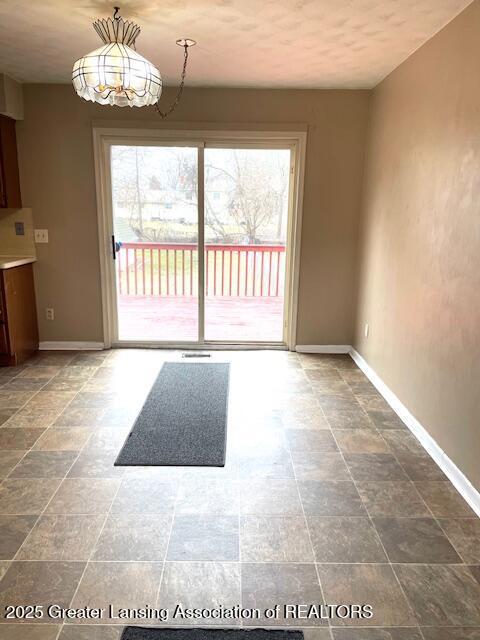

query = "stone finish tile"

[240,479,302,516]
[0,409,18,426]
[0,479,61,514]
[4,408,60,429]
[0,624,60,639]
[46,479,120,515]
[291,451,350,481]
[344,453,408,481]
[69,353,109,366]
[231,427,287,454]
[285,429,338,452]
[175,480,238,516]
[70,562,163,624]
[0,390,36,408]
[324,409,374,430]
[55,367,98,381]
[25,391,76,411]
[356,481,430,517]
[280,406,330,429]
[33,428,92,451]
[308,517,387,563]
[0,561,85,620]
[357,396,391,412]
[242,563,325,626]
[66,451,124,478]
[93,514,172,561]
[299,631,332,640]
[0,561,9,580]
[415,482,477,517]
[237,448,294,479]
[333,429,389,454]
[344,379,379,396]
[240,515,314,562]
[299,481,366,516]
[395,453,446,480]
[42,379,87,393]
[17,366,61,379]
[309,379,352,394]
[0,450,26,478]
[2,378,46,391]
[9,451,77,478]
[1,347,479,635]
[0,365,26,377]
[421,630,480,640]
[159,562,241,624]
[112,478,177,514]
[381,430,425,456]
[305,366,344,382]
[366,410,406,430]
[167,515,239,561]
[438,519,480,563]
[318,395,361,412]
[28,353,75,366]
[53,407,103,427]
[0,514,37,559]
[372,517,461,563]
[317,564,416,627]
[394,564,480,626]
[124,466,184,481]
[82,428,129,452]
[470,565,480,585]
[0,428,46,450]
[16,515,105,561]
[59,626,122,639]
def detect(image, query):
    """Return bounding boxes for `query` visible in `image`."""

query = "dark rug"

[115,362,230,467]
[121,629,303,640]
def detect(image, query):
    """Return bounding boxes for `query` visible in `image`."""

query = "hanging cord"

[155,42,191,119]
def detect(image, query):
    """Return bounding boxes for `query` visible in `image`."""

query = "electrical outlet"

[14,221,25,236]
[34,229,49,243]
[46,308,54,321]
[364,323,369,338]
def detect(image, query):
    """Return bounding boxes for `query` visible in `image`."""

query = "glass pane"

[204,148,291,342]
[111,145,198,341]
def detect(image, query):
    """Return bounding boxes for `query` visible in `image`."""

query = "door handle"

[111,236,122,260]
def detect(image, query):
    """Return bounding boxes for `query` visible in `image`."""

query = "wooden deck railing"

[116,242,286,297]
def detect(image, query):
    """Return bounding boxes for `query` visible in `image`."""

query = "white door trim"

[92,126,307,350]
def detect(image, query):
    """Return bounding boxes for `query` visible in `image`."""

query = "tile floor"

[0,349,479,640]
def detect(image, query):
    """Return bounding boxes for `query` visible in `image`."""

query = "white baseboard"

[296,344,351,354]
[39,341,105,351]
[350,347,480,517]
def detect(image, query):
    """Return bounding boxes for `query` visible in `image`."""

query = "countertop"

[0,256,37,270]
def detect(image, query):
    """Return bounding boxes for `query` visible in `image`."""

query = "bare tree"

[205,150,287,243]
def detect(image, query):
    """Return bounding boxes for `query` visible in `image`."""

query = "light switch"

[34,229,49,243]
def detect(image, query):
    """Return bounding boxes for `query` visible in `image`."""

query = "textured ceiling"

[0,0,473,89]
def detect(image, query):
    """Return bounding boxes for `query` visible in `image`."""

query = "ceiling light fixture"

[72,6,196,117]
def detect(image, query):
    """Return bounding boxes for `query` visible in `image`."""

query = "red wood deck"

[117,295,285,342]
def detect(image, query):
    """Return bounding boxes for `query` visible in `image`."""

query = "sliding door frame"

[93,126,307,351]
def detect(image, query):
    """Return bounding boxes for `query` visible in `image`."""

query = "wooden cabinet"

[0,114,22,209]
[0,264,38,365]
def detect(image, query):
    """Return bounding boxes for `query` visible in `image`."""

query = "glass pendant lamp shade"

[72,13,162,107]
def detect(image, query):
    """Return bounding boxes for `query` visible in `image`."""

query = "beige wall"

[0,208,35,257]
[16,86,370,345]
[354,1,480,490]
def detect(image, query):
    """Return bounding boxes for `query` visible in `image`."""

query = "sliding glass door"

[111,144,199,342]
[204,147,291,342]
[109,142,292,345]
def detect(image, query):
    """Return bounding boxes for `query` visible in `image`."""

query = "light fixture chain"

[155,44,190,119]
